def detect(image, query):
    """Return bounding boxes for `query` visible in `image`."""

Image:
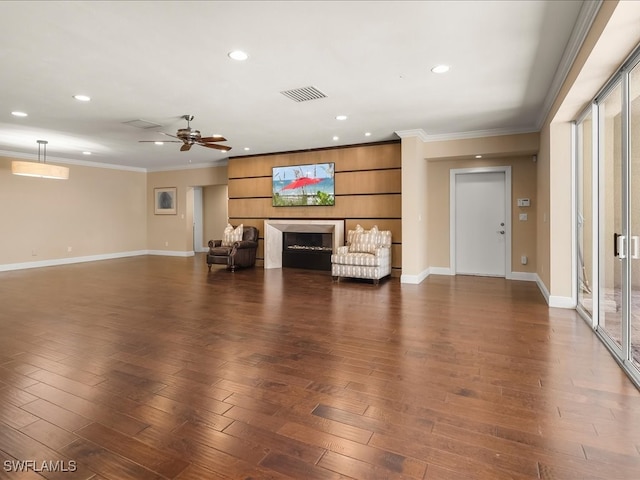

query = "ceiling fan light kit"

[139,115,231,153]
[11,140,69,180]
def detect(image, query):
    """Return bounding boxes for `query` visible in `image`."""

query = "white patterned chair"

[331,225,392,285]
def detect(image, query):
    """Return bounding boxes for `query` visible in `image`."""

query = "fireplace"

[282,232,333,270]
[264,220,345,270]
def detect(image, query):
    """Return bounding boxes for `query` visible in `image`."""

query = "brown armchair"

[207,225,259,271]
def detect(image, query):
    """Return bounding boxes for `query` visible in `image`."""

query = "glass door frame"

[575,104,599,330]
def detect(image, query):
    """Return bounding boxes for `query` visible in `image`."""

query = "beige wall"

[203,185,229,244]
[425,132,539,160]
[427,156,537,273]
[400,134,429,280]
[0,156,228,267]
[0,155,147,266]
[147,165,227,253]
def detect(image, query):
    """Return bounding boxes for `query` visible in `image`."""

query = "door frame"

[449,166,512,279]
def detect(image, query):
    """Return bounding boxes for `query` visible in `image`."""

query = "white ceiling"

[0,1,593,171]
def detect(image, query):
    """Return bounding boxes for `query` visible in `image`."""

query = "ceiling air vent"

[280,86,327,103]
[122,119,163,129]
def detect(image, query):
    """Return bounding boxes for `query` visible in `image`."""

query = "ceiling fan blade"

[139,140,182,143]
[200,136,227,143]
[180,144,192,152]
[199,143,231,151]
[160,132,181,140]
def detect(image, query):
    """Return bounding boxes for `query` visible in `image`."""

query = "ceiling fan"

[139,115,231,152]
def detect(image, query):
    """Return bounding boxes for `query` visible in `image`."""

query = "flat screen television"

[272,162,335,206]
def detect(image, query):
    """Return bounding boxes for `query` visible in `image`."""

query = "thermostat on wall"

[517,198,530,207]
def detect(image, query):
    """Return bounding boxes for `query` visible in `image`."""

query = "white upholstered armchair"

[331,225,392,284]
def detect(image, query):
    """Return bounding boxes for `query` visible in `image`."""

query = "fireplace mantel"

[264,219,344,269]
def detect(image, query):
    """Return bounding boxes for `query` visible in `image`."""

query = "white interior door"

[452,170,508,277]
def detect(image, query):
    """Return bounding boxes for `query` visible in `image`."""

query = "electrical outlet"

[31,249,37,256]
[519,213,528,221]
[165,241,169,247]
[67,246,72,252]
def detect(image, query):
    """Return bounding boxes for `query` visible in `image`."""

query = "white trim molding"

[510,272,537,281]
[536,274,551,304]
[549,296,577,309]
[400,268,430,284]
[394,129,429,142]
[534,273,575,308]
[147,250,195,257]
[429,267,453,276]
[0,249,199,271]
[0,250,148,272]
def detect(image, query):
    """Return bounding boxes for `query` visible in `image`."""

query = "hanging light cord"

[37,140,48,163]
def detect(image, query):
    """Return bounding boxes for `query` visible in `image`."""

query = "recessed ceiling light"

[11,111,28,117]
[73,94,91,102]
[475,154,482,158]
[335,115,347,121]
[244,147,250,151]
[228,50,248,61]
[431,65,450,74]
[332,136,339,141]
[364,132,372,137]
[82,151,92,155]
[154,141,164,145]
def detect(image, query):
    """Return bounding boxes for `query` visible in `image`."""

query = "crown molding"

[395,126,539,144]
[536,0,603,128]
[0,149,231,173]
[394,129,428,141]
[0,149,146,173]
[146,159,228,173]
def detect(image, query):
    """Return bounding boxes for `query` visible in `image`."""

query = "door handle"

[617,234,626,259]
[632,236,640,260]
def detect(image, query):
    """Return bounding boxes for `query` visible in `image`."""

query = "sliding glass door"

[576,46,640,387]
[598,82,624,353]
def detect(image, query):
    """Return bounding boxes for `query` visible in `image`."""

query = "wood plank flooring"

[0,255,639,479]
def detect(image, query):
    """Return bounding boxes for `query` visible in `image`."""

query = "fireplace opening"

[282,232,332,270]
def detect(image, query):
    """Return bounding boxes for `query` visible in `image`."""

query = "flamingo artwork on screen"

[272,162,335,206]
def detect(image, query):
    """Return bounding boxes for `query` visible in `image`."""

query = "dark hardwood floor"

[0,254,639,479]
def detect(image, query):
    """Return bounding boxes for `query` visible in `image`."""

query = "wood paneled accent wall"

[227,141,402,275]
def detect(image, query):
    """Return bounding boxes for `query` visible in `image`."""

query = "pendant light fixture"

[11,140,69,180]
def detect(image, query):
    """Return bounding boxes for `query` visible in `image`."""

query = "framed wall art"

[154,187,177,215]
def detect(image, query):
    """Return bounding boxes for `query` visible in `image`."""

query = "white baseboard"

[0,249,198,272]
[147,250,195,257]
[536,274,550,304]
[429,267,453,276]
[534,273,575,309]
[549,295,576,309]
[401,267,534,284]
[400,268,431,284]
[0,250,148,272]
[510,272,537,281]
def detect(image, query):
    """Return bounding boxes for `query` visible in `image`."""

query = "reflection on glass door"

[577,113,594,316]
[629,64,640,367]
[599,82,623,351]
